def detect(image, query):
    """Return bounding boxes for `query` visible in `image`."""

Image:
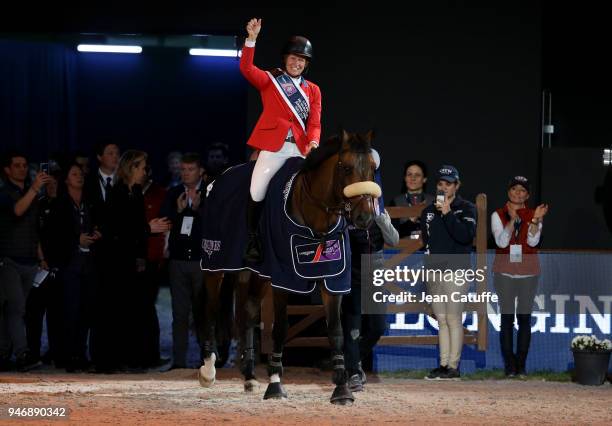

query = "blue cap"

[437,165,460,183]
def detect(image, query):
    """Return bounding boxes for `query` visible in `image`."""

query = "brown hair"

[117,150,147,184]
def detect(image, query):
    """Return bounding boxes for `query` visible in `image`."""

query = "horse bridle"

[299,151,377,233]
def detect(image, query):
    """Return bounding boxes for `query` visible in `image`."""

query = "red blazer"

[240,44,322,155]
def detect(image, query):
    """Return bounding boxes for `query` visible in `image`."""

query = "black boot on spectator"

[0,356,15,372]
[357,361,367,385]
[15,351,42,372]
[65,356,90,373]
[348,372,364,392]
[516,352,528,377]
[149,357,171,369]
[41,350,54,365]
[504,354,517,378]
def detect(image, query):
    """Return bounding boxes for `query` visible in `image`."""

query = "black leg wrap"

[202,341,218,360]
[267,352,284,377]
[331,354,346,385]
[240,348,256,380]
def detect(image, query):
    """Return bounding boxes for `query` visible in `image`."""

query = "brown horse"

[198,130,380,405]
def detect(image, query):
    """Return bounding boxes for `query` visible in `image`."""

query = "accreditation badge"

[509,244,523,263]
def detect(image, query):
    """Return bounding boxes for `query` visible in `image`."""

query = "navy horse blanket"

[200,157,351,294]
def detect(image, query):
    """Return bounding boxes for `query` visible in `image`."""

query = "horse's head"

[334,130,381,229]
[299,130,382,233]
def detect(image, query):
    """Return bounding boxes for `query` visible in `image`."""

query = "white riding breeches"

[250,141,304,202]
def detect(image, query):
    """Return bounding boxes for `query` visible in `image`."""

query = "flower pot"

[572,350,611,386]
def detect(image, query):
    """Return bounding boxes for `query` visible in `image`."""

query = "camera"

[40,162,50,174]
[436,190,446,206]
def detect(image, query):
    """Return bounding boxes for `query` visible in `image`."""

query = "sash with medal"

[267,70,310,132]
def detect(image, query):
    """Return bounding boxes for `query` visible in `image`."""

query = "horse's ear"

[365,129,375,143]
[341,129,351,144]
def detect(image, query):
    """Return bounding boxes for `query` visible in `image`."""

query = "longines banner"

[366,251,612,373]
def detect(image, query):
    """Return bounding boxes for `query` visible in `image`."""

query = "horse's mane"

[301,132,372,172]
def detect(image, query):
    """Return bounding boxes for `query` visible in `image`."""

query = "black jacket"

[105,183,149,262]
[42,193,94,269]
[390,192,435,238]
[420,195,476,268]
[160,182,205,261]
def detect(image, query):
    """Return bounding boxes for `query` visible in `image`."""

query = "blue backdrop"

[0,40,248,177]
[374,251,612,373]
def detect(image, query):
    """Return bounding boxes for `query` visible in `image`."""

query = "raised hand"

[533,203,549,220]
[246,18,262,41]
[177,192,188,213]
[32,171,52,192]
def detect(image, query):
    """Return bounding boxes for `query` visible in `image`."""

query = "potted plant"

[571,335,612,385]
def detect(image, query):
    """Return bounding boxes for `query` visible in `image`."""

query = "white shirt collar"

[99,168,115,181]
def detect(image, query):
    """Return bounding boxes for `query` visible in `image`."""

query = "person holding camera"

[492,176,548,377]
[160,153,207,369]
[0,152,51,371]
[420,165,476,380]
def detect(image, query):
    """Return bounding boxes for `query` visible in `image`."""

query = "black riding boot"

[244,198,264,263]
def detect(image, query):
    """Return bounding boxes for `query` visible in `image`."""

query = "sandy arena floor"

[1,367,611,425]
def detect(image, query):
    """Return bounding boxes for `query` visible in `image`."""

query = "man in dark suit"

[84,141,121,372]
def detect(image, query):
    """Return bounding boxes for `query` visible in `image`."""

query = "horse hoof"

[244,378,260,392]
[263,382,287,400]
[198,362,216,388]
[198,365,215,388]
[330,384,354,405]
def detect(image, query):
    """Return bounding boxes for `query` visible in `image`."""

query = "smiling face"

[284,54,307,78]
[405,164,426,193]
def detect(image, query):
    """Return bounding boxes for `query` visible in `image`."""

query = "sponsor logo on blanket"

[295,240,342,264]
[202,239,221,258]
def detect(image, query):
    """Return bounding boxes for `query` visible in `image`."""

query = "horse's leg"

[237,272,267,391]
[322,287,354,405]
[263,288,289,399]
[198,271,223,387]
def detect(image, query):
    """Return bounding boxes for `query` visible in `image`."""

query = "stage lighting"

[189,48,241,58]
[77,44,142,53]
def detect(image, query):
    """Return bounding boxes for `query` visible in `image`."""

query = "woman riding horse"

[241,18,322,262]
[198,130,381,405]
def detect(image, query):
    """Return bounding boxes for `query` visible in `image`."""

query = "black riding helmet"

[282,35,313,60]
